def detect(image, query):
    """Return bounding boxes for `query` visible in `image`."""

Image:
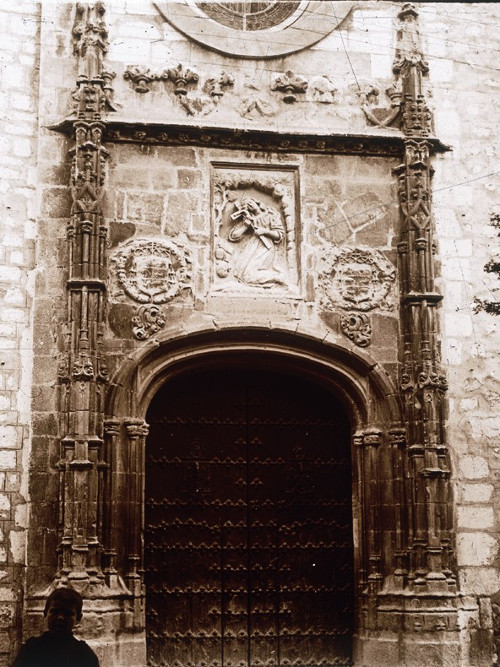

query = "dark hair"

[43,587,83,619]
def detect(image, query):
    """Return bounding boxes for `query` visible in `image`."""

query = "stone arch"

[106,327,401,427]
[101,327,405,654]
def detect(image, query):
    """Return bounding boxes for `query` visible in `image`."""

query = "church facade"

[1,2,500,665]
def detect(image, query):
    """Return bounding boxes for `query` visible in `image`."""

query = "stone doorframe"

[100,326,404,663]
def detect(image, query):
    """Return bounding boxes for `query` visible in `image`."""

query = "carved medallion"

[112,237,191,304]
[319,247,396,311]
[212,168,298,291]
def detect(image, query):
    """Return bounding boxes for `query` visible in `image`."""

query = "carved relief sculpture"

[359,83,402,128]
[131,304,166,340]
[123,64,156,93]
[271,70,308,103]
[310,75,337,104]
[213,169,298,291]
[228,197,286,287]
[319,247,396,312]
[340,312,372,347]
[111,237,192,304]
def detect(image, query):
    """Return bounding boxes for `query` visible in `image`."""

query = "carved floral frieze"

[212,169,298,291]
[110,237,192,304]
[123,63,233,115]
[122,63,342,116]
[319,247,396,312]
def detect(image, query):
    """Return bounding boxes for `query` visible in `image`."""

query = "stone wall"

[0,2,40,663]
[419,2,500,657]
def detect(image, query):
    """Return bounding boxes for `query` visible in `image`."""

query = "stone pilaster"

[56,1,111,587]
[393,1,454,594]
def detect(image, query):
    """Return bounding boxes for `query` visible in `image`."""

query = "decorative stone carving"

[72,2,108,81]
[203,71,234,100]
[391,2,455,595]
[340,312,372,347]
[124,64,156,93]
[319,247,396,312]
[112,237,192,304]
[271,70,308,103]
[164,63,199,96]
[359,83,402,128]
[212,169,297,290]
[131,305,166,340]
[310,75,337,104]
[238,79,277,119]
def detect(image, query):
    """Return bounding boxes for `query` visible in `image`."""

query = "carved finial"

[398,2,418,21]
[393,1,428,78]
[392,1,432,136]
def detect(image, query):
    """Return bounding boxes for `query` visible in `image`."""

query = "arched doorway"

[144,362,355,667]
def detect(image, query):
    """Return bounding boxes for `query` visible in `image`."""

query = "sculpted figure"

[228,196,287,287]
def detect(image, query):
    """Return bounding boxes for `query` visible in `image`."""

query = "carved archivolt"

[111,237,192,304]
[212,170,297,291]
[319,247,396,312]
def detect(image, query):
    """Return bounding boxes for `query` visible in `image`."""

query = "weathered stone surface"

[1,2,500,666]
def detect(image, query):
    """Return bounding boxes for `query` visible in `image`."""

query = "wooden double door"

[145,367,354,667]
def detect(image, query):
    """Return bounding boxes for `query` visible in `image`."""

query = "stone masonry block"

[0,266,21,282]
[458,506,495,530]
[0,426,20,450]
[113,166,151,189]
[10,14,40,37]
[126,192,164,225]
[177,169,202,189]
[40,187,71,218]
[460,455,489,480]
[145,167,175,190]
[457,533,498,566]
[0,308,27,324]
[0,452,16,470]
[12,138,32,159]
[2,64,25,89]
[9,92,33,112]
[462,483,494,503]
[156,146,196,167]
[166,192,195,234]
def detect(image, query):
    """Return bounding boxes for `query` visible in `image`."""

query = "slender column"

[102,419,120,585]
[393,3,454,591]
[56,2,111,587]
[388,427,407,589]
[124,419,149,627]
[125,420,149,594]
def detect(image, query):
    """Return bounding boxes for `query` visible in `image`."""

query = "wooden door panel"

[145,369,353,667]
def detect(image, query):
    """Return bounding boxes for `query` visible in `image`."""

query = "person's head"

[44,587,83,636]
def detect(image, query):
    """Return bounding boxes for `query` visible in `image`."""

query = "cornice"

[49,118,451,157]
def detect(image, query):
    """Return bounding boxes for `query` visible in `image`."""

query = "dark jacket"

[12,631,99,667]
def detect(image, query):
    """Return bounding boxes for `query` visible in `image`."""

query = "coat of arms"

[112,237,192,304]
